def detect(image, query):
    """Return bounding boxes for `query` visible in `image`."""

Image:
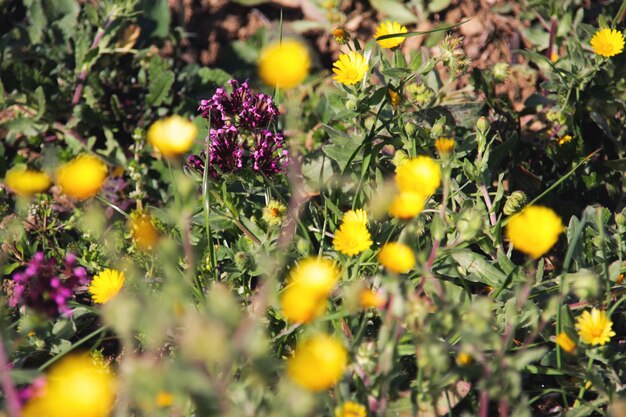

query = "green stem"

[38,326,107,371]
[202,134,217,281]
[573,355,595,407]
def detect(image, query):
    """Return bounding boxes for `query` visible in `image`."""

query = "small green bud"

[615,212,626,228]
[404,122,417,136]
[492,62,510,81]
[503,191,527,216]
[392,150,409,167]
[476,116,489,135]
[346,99,358,111]
[569,269,602,302]
[430,122,444,138]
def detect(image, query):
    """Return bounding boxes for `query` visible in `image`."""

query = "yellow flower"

[550,51,559,62]
[335,401,367,417]
[280,283,328,323]
[258,39,310,89]
[388,89,402,107]
[287,334,347,391]
[333,209,373,256]
[332,51,369,85]
[89,269,125,304]
[435,137,455,156]
[555,332,576,353]
[575,308,616,346]
[378,242,415,274]
[56,154,108,200]
[262,199,286,227]
[557,135,572,145]
[156,391,174,408]
[590,28,625,57]
[332,27,350,45]
[395,156,441,196]
[147,115,197,157]
[388,192,425,219]
[5,166,51,196]
[22,355,115,417]
[374,20,408,49]
[359,288,385,309]
[456,352,473,366]
[130,211,160,251]
[505,205,563,259]
[287,257,340,296]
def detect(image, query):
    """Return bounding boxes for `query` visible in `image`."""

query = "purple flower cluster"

[190,80,288,178]
[9,253,90,317]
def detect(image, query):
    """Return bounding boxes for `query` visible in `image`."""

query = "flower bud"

[569,269,602,301]
[392,150,409,167]
[332,27,350,45]
[503,191,527,216]
[404,122,417,136]
[492,62,510,81]
[346,99,358,111]
[476,116,489,135]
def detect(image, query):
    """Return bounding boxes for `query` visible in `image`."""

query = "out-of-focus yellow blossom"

[56,154,108,200]
[335,401,367,417]
[505,205,563,259]
[374,20,408,49]
[4,166,51,196]
[332,51,369,85]
[388,89,402,107]
[89,269,125,304]
[378,242,415,274]
[388,192,425,219]
[590,28,624,57]
[456,352,473,366]
[280,283,328,323]
[156,391,174,408]
[22,355,115,417]
[395,156,441,196]
[287,257,340,297]
[130,211,160,251]
[332,27,350,45]
[333,209,373,256]
[435,137,455,156]
[262,199,286,227]
[147,115,197,157]
[359,288,385,309]
[287,334,347,391]
[575,308,615,346]
[555,332,576,353]
[550,51,559,62]
[557,135,572,145]
[258,39,310,89]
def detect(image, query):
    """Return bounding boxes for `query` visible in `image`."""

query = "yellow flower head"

[435,137,455,156]
[388,192,425,219]
[335,401,367,417]
[332,27,350,45]
[22,355,115,417]
[287,257,340,296]
[359,288,385,309]
[388,89,402,107]
[456,352,473,366]
[395,156,441,196]
[262,199,286,227]
[374,20,408,49]
[287,334,347,391]
[557,135,572,146]
[147,115,197,157]
[555,332,576,353]
[333,209,373,256]
[280,283,328,323]
[56,154,108,200]
[505,205,563,259]
[130,211,160,251]
[575,308,616,346]
[332,51,369,85]
[156,391,174,408]
[590,28,625,57]
[258,39,310,89]
[89,268,125,304]
[5,166,51,196]
[378,242,415,274]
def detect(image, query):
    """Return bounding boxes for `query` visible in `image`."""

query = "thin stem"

[0,335,22,417]
[480,184,497,226]
[96,195,130,219]
[38,326,107,371]
[573,355,595,407]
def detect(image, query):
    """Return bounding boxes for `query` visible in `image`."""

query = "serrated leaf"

[147,56,174,107]
[197,67,232,87]
[138,0,170,39]
[321,125,362,172]
[34,86,46,118]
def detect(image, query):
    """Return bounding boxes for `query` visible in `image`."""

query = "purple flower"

[252,130,288,175]
[10,252,90,317]
[209,125,244,176]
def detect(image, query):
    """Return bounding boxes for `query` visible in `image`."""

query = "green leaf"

[197,68,232,87]
[146,56,175,107]
[138,0,171,39]
[34,86,46,118]
[450,250,507,287]
[428,0,451,13]
[603,158,626,171]
[369,0,416,25]
[321,125,362,172]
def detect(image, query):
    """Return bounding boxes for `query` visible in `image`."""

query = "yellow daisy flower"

[374,20,408,49]
[590,28,625,57]
[333,209,373,256]
[395,156,441,196]
[287,334,347,391]
[262,199,286,227]
[156,391,174,408]
[505,205,563,259]
[388,192,425,219]
[359,288,385,309]
[555,332,576,353]
[332,51,369,85]
[56,154,108,200]
[456,352,473,366]
[335,401,367,417]
[435,137,455,156]
[258,39,311,89]
[557,135,572,145]
[147,115,197,157]
[575,308,616,346]
[129,211,160,251]
[280,283,328,323]
[89,268,125,304]
[5,166,51,196]
[378,242,415,274]
[287,257,340,297]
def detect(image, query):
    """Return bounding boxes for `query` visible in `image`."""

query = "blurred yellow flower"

[22,355,115,417]
[557,135,572,145]
[550,51,559,62]
[333,209,372,256]
[456,352,473,366]
[56,154,108,200]
[555,332,576,353]
[280,283,328,323]
[89,268,125,304]
[388,192,425,219]
[388,89,402,107]
[335,401,367,417]
[147,115,197,157]
[332,27,350,45]
[332,51,369,85]
[374,20,408,49]
[287,334,347,391]
[378,242,415,274]
[258,39,310,89]
[5,166,51,196]
[287,257,340,297]
[156,391,174,408]
[505,205,563,259]
[359,288,385,309]
[575,308,615,346]
[435,137,455,156]
[590,28,624,57]
[130,211,160,251]
[395,156,441,196]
